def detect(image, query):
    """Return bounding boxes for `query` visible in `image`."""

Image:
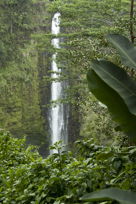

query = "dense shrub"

[0,131,136,203]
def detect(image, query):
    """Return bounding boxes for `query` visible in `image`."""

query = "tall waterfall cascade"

[50,12,69,152]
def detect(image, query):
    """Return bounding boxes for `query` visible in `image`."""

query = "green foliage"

[87,34,136,144]
[47,0,132,144]
[90,60,136,116]
[0,129,40,202]
[0,129,40,169]
[81,188,136,204]
[80,93,125,145]
[107,34,136,70]
[0,0,132,148]
[0,0,48,152]
[0,132,136,203]
[0,2,136,202]
[0,0,33,66]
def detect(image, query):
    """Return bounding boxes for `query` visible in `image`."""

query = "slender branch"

[130,0,135,43]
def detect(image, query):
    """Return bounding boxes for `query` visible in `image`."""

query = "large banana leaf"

[107,34,136,70]
[87,69,136,143]
[91,60,136,116]
[81,188,136,204]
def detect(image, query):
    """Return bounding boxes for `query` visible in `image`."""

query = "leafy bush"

[0,133,135,203]
[80,94,126,146]
[0,129,40,203]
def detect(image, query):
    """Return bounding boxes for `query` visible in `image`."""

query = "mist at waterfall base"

[49,12,69,154]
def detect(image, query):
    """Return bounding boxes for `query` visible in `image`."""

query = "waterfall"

[50,12,68,153]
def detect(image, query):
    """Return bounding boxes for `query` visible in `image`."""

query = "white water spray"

[50,13,68,152]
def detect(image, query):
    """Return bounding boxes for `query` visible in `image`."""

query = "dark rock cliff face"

[68,105,80,146]
[37,52,51,156]
[36,4,52,156]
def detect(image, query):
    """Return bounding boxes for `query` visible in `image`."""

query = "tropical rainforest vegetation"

[0,0,136,203]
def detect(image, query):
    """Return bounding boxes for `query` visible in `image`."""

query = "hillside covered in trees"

[0,0,136,203]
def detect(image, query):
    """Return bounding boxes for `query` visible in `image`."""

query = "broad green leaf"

[91,60,136,116]
[107,34,136,70]
[81,188,136,204]
[96,152,113,160]
[87,69,136,143]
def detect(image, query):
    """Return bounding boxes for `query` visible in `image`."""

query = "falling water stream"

[50,12,68,153]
